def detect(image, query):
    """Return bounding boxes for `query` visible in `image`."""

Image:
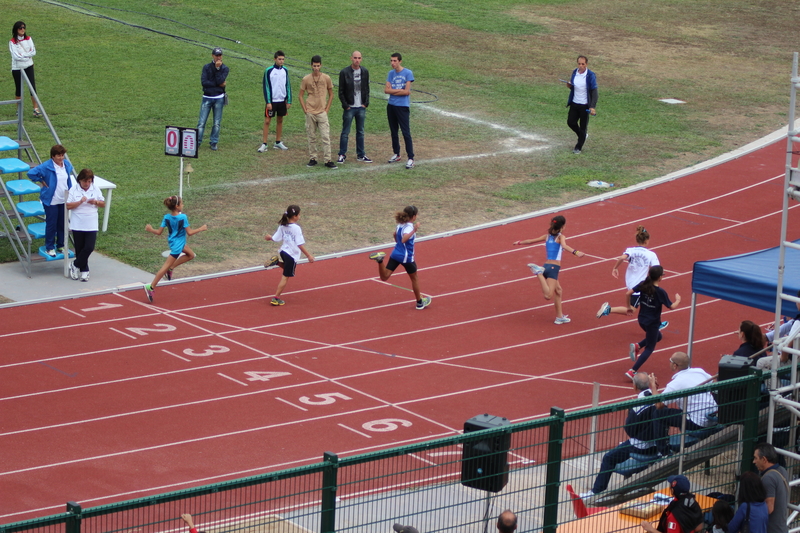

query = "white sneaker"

[274,141,288,150]
[80,271,89,282]
[579,490,595,500]
[554,315,571,325]
[388,154,401,163]
[257,143,268,153]
[405,158,415,169]
[527,263,545,276]
[69,261,79,280]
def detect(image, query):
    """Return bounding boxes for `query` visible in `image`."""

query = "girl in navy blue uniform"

[626,265,681,380]
[514,215,585,324]
[369,205,431,310]
[143,196,207,303]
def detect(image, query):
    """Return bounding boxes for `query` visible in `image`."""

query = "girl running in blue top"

[514,215,584,324]
[143,195,207,302]
[264,205,315,306]
[369,205,431,310]
[626,265,681,380]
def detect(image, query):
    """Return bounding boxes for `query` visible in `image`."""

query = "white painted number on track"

[125,324,177,336]
[183,345,230,357]
[362,419,413,432]
[80,302,124,313]
[245,371,292,382]
[298,392,352,405]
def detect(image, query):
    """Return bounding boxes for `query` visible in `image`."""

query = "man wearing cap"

[754,442,789,533]
[641,475,704,533]
[197,47,229,151]
[497,510,517,533]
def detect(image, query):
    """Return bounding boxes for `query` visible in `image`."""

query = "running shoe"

[629,343,640,362]
[165,269,173,281]
[307,159,318,167]
[271,297,285,306]
[416,296,432,310]
[405,158,415,169]
[554,315,571,325]
[324,161,338,169]
[69,261,79,280]
[659,321,669,330]
[45,249,56,257]
[144,283,154,303]
[624,369,635,381]
[596,302,611,318]
[80,272,89,282]
[274,141,288,150]
[369,251,386,262]
[33,108,42,118]
[210,143,218,151]
[388,154,401,163]
[337,154,346,163]
[573,148,581,155]
[357,156,373,163]
[264,255,280,268]
[527,263,544,276]
[257,143,268,153]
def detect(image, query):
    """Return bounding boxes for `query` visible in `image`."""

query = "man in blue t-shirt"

[384,52,415,169]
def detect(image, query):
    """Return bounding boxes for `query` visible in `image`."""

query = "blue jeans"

[591,440,658,493]
[339,106,366,158]
[43,202,65,251]
[387,104,414,159]
[197,96,224,145]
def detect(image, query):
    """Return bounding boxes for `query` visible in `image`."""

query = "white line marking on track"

[217,373,248,386]
[59,306,85,318]
[108,327,137,339]
[338,423,372,438]
[274,397,307,411]
[162,349,190,362]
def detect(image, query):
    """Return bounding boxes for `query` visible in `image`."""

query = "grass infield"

[0,0,795,276]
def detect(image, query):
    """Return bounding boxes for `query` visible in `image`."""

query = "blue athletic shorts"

[543,263,560,280]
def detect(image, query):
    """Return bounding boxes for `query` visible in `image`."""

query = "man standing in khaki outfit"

[299,55,336,168]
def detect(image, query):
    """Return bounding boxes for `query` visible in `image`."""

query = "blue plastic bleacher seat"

[614,451,661,477]
[27,223,46,239]
[0,136,20,151]
[0,158,30,174]
[6,180,39,196]
[37,245,74,260]
[16,201,44,217]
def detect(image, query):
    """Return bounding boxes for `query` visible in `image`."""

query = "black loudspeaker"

[717,355,755,424]
[461,414,511,492]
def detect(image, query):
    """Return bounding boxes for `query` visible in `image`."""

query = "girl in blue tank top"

[512,215,585,324]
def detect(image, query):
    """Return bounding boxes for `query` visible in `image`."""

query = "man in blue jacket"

[197,47,229,151]
[565,55,598,155]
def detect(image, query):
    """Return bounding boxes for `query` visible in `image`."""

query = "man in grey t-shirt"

[754,442,789,533]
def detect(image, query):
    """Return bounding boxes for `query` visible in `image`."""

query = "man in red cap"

[641,475,704,533]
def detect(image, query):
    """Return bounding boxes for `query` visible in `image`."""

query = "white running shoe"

[274,141,288,150]
[554,315,571,325]
[257,143,268,153]
[388,154,401,163]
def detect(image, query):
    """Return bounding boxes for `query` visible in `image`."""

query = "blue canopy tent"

[692,239,800,318]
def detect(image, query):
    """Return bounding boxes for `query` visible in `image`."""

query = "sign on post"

[164,126,198,158]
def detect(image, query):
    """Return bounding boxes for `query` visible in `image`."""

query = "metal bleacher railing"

[1,369,790,533]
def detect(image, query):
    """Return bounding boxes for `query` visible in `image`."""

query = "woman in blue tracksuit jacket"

[27,144,73,256]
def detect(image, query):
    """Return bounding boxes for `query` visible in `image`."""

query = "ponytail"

[279,204,301,225]
[639,265,663,296]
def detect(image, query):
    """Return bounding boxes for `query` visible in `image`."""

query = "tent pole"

[687,293,696,365]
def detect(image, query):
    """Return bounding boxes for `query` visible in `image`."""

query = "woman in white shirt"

[66,169,105,281]
[9,20,41,117]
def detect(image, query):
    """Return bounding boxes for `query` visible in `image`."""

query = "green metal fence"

[3,369,789,533]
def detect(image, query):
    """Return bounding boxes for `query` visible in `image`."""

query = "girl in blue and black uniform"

[368,205,431,310]
[626,265,681,380]
[513,215,584,324]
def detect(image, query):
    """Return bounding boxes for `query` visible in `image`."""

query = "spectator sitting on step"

[641,475,704,533]
[580,371,660,499]
[733,320,767,360]
[650,352,717,456]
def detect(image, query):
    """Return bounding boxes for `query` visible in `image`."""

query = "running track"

[1,139,798,521]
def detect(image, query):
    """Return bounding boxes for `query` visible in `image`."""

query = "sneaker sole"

[596,302,610,318]
[369,252,386,261]
[144,286,153,303]
[629,343,637,362]
[271,300,285,306]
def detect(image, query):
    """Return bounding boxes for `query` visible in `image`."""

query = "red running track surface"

[1,139,798,521]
